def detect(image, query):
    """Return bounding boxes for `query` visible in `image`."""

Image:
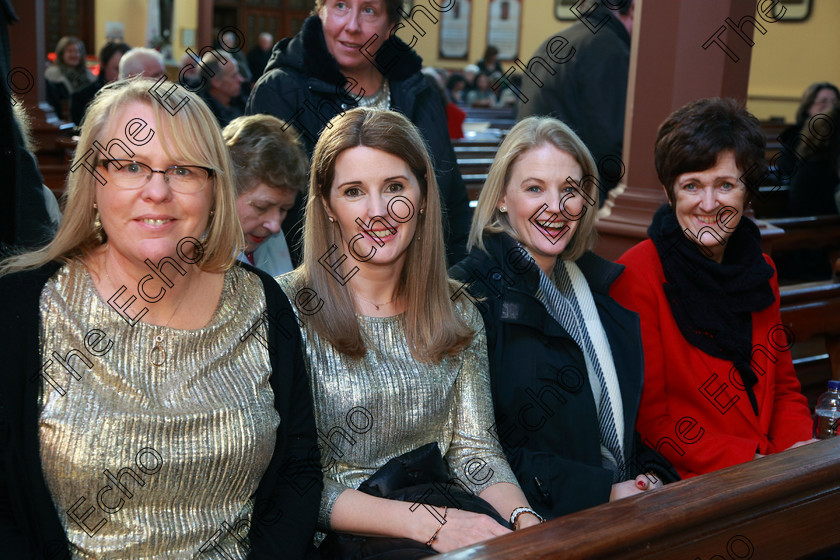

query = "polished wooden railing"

[440,437,840,559]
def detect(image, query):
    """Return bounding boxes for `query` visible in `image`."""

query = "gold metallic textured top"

[37,260,280,559]
[277,272,519,531]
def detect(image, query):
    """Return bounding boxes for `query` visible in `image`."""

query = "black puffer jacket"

[450,233,679,519]
[246,16,471,267]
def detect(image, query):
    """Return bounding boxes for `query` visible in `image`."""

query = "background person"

[517,0,635,199]
[466,72,498,108]
[247,32,274,84]
[423,68,465,140]
[450,117,678,519]
[462,63,479,96]
[224,114,308,275]
[0,78,321,558]
[200,49,245,128]
[70,41,131,125]
[611,98,815,479]
[278,108,541,556]
[446,73,468,106]
[117,47,166,80]
[45,35,95,120]
[780,82,840,217]
[179,51,202,90]
[219,29,253,94]
[476,45,503,81]
[247,0,472,269]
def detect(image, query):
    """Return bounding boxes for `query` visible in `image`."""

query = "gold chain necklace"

[354,291,397,311]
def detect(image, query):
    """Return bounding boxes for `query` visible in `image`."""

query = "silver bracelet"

[509,506,544,528]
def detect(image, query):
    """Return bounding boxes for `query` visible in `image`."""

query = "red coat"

[610,240,813,478]
[446,102,466,140]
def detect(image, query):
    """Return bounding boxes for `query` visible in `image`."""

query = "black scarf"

[648,205,775,416]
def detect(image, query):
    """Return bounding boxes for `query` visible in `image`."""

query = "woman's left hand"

[634,472,664,492]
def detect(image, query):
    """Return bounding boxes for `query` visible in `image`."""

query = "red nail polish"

[636,480,646,489]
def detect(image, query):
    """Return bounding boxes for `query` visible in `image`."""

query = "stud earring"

[419,208,425,215]
[499,206,507,213]
[328,216,335,223]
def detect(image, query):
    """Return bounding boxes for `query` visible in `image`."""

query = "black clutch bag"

[318,442,509,560]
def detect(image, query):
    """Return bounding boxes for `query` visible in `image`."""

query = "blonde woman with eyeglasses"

[0,79,321,559]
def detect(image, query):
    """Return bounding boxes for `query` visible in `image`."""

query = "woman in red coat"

[610,98,815,478]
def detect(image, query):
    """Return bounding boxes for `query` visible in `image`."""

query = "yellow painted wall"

[404,0,840,123]
[746,0,840,121]
[400,0,574,71]
[94,0,197,62]
[95,0,149,52]
[172,0,200,58]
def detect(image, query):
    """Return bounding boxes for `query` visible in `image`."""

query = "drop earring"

[93,204,105,243]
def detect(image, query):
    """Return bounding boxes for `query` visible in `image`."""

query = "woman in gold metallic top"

[277,107,541,555]
[0,78,321,558]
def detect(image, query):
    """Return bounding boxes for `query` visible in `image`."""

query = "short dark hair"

[314,0,404,24]
[446,74,466,90]
[99,41,131,70]
[223,114,308,196]
[795,82,840,124]
[655,98,766,205]
[200,50,234,85]
[483,45,499,60]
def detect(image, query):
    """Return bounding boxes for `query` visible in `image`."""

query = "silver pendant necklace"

[103,258,189,367]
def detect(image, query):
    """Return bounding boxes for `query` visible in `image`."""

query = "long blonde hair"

[469,116,600,262]
[0,77,242,276]
[299,107,472,362]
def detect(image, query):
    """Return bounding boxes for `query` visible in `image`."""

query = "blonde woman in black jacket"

[450,117,679,520]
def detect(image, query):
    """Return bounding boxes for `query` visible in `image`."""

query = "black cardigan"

[450,233,678,519]
[0,261,322,559]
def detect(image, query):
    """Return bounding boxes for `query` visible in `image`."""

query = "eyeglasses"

[99,159,214,193]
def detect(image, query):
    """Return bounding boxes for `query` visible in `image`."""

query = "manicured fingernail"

[637,480,647,489]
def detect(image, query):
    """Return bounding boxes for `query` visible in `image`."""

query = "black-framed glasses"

[99,159,214,193]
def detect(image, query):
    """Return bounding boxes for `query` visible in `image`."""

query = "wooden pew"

[751,184,789,219]
[463,106,517,130]
[453,140,498,203]
[780,280,840,383]
[760,215,840,392]
[456,158,495,176]
[439,437,840,559]
[761,119,789,161]
[463,174,487,204]
[765,216,840,256]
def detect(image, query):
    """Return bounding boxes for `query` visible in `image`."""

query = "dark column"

[9,0,56,123]
[198,0,214,53]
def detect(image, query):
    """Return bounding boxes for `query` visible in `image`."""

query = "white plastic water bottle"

[814,380,840,440]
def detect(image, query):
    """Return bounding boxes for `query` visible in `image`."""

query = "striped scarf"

[535,254,626,482]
